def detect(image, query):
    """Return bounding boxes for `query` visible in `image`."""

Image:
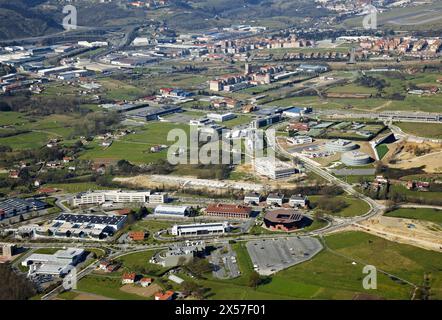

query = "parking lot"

[210,243,241,279]
[246,236,323,275]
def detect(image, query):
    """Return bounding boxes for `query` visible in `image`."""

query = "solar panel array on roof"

[0,198,46,217]
[54,214,126,226]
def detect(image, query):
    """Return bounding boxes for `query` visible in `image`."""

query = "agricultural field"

[0,111,29,126]
[79,122,190,164]
[98,78,147,101]
[76,276,149,300]
[0,112,86,150]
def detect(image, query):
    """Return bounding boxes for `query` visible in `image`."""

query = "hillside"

[0,0,62,40]
[0,0,326,41]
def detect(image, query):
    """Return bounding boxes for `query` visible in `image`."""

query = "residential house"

[122,272,136,284]
[140,278,153,287]
[155,290,175,301]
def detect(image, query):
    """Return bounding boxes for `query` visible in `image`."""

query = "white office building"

[267,193,285,206]
[289,194,308,208]
[254,157,298,180]
[171,222,230,237]
[244,192,262,205]
[287,136,313,145]
[149,192,168,204]
[72,190,166,206]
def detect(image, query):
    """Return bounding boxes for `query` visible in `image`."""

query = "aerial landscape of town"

[0,0,442,305]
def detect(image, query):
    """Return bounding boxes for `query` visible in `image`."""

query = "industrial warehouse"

[154,205,193,217]
[33,214,127,240]
[0,198,47,220]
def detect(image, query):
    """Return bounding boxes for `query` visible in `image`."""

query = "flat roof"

[264,209,304,224]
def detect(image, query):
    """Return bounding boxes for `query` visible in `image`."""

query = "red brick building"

[205,203,252,219]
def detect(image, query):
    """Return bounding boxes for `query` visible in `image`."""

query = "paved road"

[266,124,386,234]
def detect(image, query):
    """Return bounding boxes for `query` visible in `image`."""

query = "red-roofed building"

[117,208,132,215]
[205,203,252,219]
[140,278,153,287]
[160,88,174,96]
[37,187,59,195]
[122,272,136,284]
[8,170,19,179]
[129,231,146,241]
[99,259,111,271]
[154,290,175,301]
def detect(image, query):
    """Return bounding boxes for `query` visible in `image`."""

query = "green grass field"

[45,182,117,193]
[391,185,442,201]
[0,112,88,150]
[376,144,389,160]
[385,208,442,225]
[0,131,51,150]
[77,275,147,300]
[0,111,29,126]
[79,122,190,164]
[327,84,377,94]
[199,232,442,300]
[309,195,371,217]
[396,122,442,139]
[116,250,170,276]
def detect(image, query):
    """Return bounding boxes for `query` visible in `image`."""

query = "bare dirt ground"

[115,174,305,193]
[120,283,162,298]
[73,292,113,300]
[358,141,377,159]
[353,216,442,252]
[386,141,442,173]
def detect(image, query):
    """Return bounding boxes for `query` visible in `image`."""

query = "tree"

[186,257,213,276]
[0,264,36,300]
[248,271,261,289]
